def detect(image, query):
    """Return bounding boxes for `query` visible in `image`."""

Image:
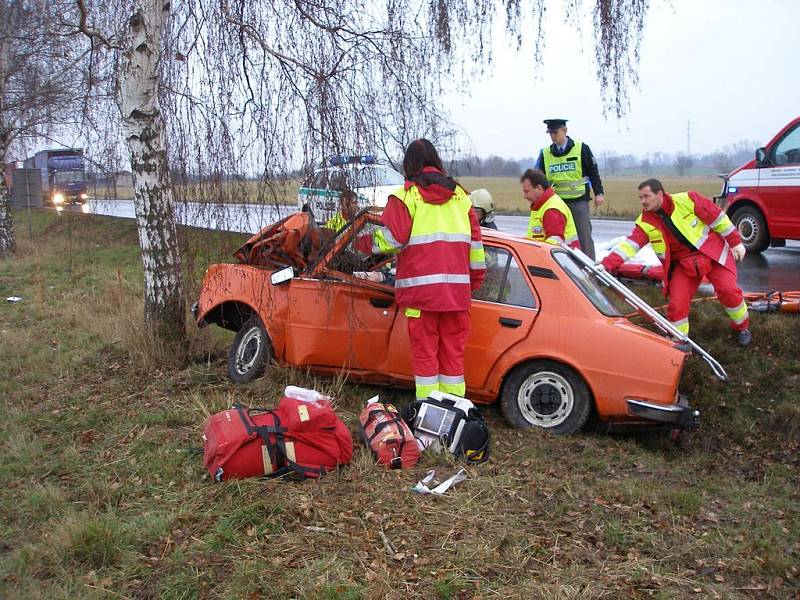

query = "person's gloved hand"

[354,234,373,255]
[732,243,746,261]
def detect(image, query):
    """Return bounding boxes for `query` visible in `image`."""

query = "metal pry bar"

[558,242,729,382]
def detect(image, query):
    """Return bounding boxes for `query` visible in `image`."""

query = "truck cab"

[717,117,800,253]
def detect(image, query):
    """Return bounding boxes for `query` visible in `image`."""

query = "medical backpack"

[359,402,420,469]
[202,395,353,481]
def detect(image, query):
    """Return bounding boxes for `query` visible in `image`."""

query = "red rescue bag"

[358,403,420,469]
[203,396,353,481]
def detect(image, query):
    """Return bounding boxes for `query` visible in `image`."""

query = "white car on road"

[297,155,404,223]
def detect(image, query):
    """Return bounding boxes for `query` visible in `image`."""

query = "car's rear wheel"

[228,316,271,384]
[501,360,592,434]
[731,206,769,254]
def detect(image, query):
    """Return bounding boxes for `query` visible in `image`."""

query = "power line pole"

[686,119,692,156]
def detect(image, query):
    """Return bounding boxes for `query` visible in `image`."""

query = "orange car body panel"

[196,215,687,425]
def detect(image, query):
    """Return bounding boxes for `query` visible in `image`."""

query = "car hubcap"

[518,371,574,427]
[737,215,757,244]
[235,327,262,374]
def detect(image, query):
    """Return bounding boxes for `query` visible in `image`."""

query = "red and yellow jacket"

[602,191,742,294]
[357,167,485,311]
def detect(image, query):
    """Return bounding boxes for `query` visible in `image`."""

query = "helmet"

[470,189,495,222]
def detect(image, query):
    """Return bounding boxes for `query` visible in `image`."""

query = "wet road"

[61,199,800,293]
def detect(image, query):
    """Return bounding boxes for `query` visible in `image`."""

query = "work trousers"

[565,196,595,260]
[406,309,470,400]
[667,262,749,334]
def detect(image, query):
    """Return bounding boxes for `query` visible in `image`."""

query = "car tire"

[500,360,592,435]
[227,316,271,384]
[731,206,769,254]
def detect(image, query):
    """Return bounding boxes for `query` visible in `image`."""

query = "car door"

[760,121,800,237]
[464,244,539,389]
[285,276,397,371]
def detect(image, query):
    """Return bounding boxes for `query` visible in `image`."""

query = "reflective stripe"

[404,307,421,318]
[373,226,403,253]
[439,374,465,385]
[709,213,727,229]
[395,274,471,288]
[718,223,736,236]
[415,376,439,400]
[723,300,748,324]
[671,318,690,334]
[692,225,710,249]
[439,381,466,396]
[470,261,485,269]
[284,441,297,463]
[565,234,580,245]
[552,176,590,192]
[407,232,471,245]
[718,243,729,265]
[261,446,274,475]
[545,235,565,245]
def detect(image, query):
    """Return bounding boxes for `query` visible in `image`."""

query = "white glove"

[732,243,746,262]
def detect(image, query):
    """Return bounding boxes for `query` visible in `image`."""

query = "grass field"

[92,176,723,220]
[1,211,798,599]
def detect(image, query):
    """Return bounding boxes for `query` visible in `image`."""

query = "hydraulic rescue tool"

[559,242,729,382]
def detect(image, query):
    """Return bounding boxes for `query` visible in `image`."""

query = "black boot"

[737,329,752,347]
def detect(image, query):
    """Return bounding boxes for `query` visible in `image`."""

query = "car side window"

[773,124,800,165]
[473,246,537,309]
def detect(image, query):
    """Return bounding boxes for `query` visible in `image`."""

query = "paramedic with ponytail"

[356,139,486,399]
[602,178,752,347]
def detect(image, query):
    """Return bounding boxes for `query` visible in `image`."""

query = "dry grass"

[0,210,798,599]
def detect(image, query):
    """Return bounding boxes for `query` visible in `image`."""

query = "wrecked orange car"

[194,211,702,434]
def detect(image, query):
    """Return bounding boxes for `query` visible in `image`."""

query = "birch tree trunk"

[0,26,15,259]
[119,0,185,341]
[0,130,15,258]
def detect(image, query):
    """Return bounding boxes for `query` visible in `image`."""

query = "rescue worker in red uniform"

[521,168,580,249]
[356,139,485,399]
[602,179,752,346]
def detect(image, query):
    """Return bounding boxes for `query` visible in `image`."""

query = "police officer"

[535,118,604,260]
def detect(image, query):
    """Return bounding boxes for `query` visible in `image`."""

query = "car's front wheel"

[501,360,592,434]
[227,316,271,384]
[732,206,769,254]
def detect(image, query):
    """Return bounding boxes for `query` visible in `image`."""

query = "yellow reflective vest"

[542,141,589,200]
[527,192,579,247]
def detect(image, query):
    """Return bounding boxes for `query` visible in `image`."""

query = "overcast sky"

[445,0,800,160]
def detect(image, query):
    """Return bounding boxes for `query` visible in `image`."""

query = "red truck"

[717,117,800,253]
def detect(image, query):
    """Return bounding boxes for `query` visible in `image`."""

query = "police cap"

[544,118,568,132]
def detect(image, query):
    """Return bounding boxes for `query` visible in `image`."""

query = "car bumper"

[626,395,699,428]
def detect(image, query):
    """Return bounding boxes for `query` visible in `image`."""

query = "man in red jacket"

[356,139,485,399]
[602,179,752,346]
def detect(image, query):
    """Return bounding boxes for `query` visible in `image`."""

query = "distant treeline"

[447,140,761,178]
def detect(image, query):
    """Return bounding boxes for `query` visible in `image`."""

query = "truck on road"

[716,117,800,253]
[24,149,88,206]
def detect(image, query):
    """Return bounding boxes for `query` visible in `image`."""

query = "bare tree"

[710,151,733,174]
[640,156,651,175]
[69,0,651,343]
[674,152,694,176]
[0,0,83,258]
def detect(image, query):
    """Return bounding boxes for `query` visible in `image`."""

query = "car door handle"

[370,298,393,308]
[499,317,522,328]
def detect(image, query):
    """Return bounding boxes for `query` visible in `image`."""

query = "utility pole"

[686,119,692,156]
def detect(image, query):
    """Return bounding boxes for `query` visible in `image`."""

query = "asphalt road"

[59,199,800,293]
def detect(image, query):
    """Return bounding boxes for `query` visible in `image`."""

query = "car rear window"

[552,251,628,316]
[473,246,537,309]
